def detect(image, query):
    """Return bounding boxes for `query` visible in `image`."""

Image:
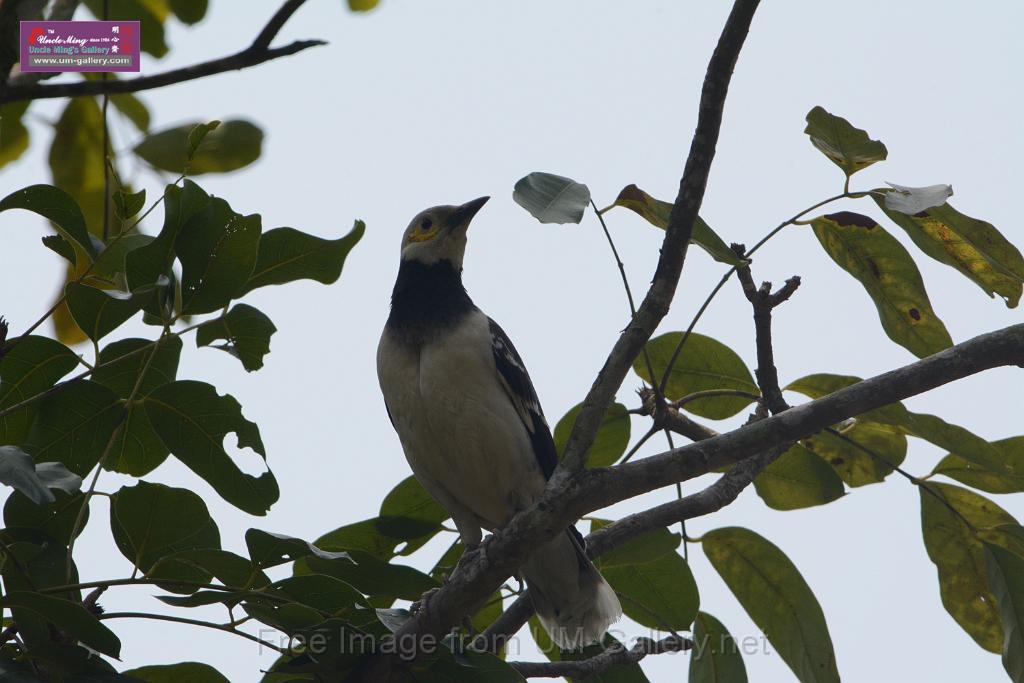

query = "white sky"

[3,1,1023,681]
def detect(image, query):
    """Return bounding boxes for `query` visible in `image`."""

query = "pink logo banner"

[20,20,141,73]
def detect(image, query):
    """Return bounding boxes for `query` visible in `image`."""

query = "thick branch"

[0,0,323,103]
[556,0,761,475]
[508,634,692,679]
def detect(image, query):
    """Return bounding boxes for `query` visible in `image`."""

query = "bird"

[376,197,621,649]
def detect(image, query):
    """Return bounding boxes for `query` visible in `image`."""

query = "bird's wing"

[487,317,558,480]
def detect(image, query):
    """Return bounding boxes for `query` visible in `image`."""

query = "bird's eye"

[420,217,433,231]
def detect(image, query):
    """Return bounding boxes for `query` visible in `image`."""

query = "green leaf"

[299,550,437,601]
[592,519,680,567]
[874,196,1024,308]
[689,611,749,683]
[920,482,1017,652]
[123,662,228,683]
[528,620,649,682]
[125,181,211,293]
[0,446,80,506]
[753,443,845,509]
[110,481,220,582]
[42,234,77,265]
[553,402,630,467]
[241,222,365,294]
[801,423,907,487]
[4,490,89,545]
[175,197,260,314]
[246,529,352,570]
[0,591,120,657]
[512,172,591,224]
[803,106,887,178]
[196,304,277,372]
[65,282,142,342]
[113,188,147,220]
[0,185,97,260]
[93,337,181,476]
[48,97,108,241]
[703,527,839,683]
[811,212,953,358]
[984,543,1024,683]
[23,380,122,476]
[376,475,449,554]
[85,0,168,57]
[187,120,220,159]
[151,547,269,590]
[602,548,699,630]
[168,0,209,24]
[110,91,151,133]
[348,0,380,11]
[606,184,745,265]
[634,332,758,419]
[933,437,1024,494]
[144,380,279,515]
[134,119,263,174]
[0,101,30,169]
[0,336,78,446]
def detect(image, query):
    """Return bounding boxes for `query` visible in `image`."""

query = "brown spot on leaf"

[826,211,876,229]
[866,258,881,279]
[909,308,921,321]
[830,458,845,466]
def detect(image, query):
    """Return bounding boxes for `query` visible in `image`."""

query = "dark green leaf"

[703,526,839,683]
[591,518,680,567]
[606,184,745,265]
[122,662,229,683]
[803,106,887,178]
[528,620,649,682]
[601,541,698,630]
[23,380,122,476]
[512,172,590,224]
[933,437,1024,494]
[246,529,351,570]
[984,543,1024,683]
[0,591,120,657]
[196,304,277,372]
[299,550,437,601]
[0,185,96,259]
[113,188,146,220]
[65,282,142,342]
[420,649,527,682]
[169,0,209,24]
[134,120,263,174]
[0,446,80,506]
[271,574,368,614]
[0,101,30,169]
[175,197,260,314]
[151,547,269,590]
[811,212,952,358]
[875,194,1024,308]
[376,475,449,554]
[753,443,845,509]
[144,380,278,515]
[689,611,748,683]
[920,482,1016,652]
[0,336,78,446]
[110,481,220,580]
[4,490,89,545]
[125,181,210,293]
[241,222,365,294]
[553,402,630,467]
[42,235,76,265]
[92,337,181,476]
[634,332,758,419]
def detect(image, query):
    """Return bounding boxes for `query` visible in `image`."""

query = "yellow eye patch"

[407,221,440,243]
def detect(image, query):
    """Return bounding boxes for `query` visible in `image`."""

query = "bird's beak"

[447,196,490,232]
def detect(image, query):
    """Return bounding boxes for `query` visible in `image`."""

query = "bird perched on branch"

[377,197,621,649]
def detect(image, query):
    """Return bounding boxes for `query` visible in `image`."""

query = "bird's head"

[399,196,489,269]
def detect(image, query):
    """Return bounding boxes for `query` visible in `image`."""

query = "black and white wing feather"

[488,318,558,480]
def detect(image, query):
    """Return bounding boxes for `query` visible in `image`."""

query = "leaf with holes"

[513,172,591,224]
[875,195,1024,307]
[553,402,631,467]
[811,212,952,358]
[606,184,745,265]
[634,332,759,419]
[196,304,277,372]
[241,222,365,294]
[804,106,887,178]
[703,527,839,683]
[144,380,278,515]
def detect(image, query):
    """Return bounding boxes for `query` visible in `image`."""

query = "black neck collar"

[387,259,475,343]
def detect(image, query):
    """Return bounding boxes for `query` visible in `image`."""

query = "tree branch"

[0,0,324,103]
[508,634,692,679]
[555,0,761,475]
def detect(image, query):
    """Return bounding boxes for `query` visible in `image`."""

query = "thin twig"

[509,634,692,679]
[99,612,287,653]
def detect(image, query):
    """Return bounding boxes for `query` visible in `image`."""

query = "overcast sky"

[3,1,1023,680]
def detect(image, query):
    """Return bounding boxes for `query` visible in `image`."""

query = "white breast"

[377,310,546,530]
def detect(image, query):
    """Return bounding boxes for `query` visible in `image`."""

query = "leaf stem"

[98,611,287,653]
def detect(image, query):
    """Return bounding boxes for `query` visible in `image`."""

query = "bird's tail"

[522,528,622,650]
